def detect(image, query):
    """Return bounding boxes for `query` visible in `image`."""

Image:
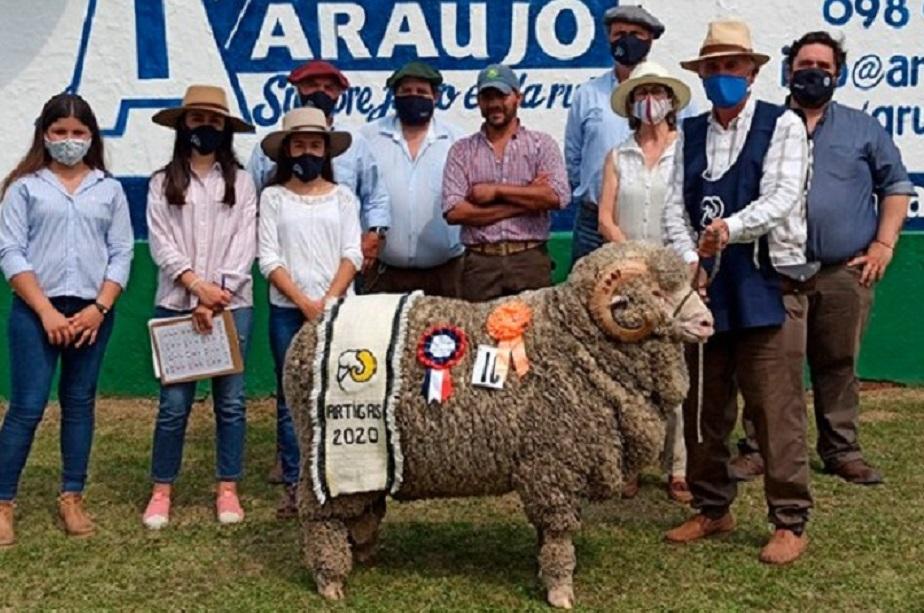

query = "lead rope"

[693,251,722,445]
[697,342,704,443]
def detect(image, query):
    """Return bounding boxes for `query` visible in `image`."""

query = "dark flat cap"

[603,5,665,39]
[386,61,443,90]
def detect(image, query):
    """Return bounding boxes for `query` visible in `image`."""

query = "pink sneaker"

[142,491,171,530]
[216,488,244,525]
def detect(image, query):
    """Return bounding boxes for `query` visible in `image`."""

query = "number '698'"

[824,0,911,28]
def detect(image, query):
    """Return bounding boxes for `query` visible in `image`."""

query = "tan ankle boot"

[0,501,15,547]
[58,493,95,537]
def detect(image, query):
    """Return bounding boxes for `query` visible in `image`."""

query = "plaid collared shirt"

[662,97,810,267]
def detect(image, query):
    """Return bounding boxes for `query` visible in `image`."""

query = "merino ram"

[283,242,713,608]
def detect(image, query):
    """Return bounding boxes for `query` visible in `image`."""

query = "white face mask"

[631,97,673,125]
[44,137,91,167]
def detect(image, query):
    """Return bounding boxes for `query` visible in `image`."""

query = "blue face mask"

[703,74,750,109]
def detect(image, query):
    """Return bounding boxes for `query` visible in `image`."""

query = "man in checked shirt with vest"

[442,64,569,302]
[661,20,813,565]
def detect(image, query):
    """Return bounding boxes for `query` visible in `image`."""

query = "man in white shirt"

[661,20,812,565]
[360,61,465,297]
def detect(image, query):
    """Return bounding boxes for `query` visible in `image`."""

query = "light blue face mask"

[44,138,91,167]
[703,74,750,109]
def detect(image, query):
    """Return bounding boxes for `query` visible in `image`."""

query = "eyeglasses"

[632,85,669,98]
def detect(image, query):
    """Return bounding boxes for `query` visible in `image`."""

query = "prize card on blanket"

[310,293,419,504]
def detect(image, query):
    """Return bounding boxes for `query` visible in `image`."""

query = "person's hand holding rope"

[698,218,730,258]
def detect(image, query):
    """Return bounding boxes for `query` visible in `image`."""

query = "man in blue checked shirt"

[565,4,693,266]
[247,60,390,274]
[360,61,465,298]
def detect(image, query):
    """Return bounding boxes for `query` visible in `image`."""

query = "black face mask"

[610,34,651,66]
[790,68,836,109]
[394,95,435,126]
[299,91,336,116]
[290,153,325,183]
[184,125,224,155]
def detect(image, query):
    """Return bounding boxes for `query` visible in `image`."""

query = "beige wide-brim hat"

[680,19,770,72]
[260,107,352,161]
[152,85,255,132]
[611,61,692,117]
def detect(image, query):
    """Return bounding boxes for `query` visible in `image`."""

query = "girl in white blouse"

[598,62,694,504]
[257,107,363,518]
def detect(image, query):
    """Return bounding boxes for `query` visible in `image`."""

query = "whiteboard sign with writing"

[471,345,509,390]
[148,311,244,385]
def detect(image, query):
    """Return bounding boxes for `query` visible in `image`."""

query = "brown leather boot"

[0,501,15,547]
[759,529,808,564]
[665,512,735,543]
[728,451,764,482]
[58,493,95,538]
[825,458,883,485]
[667,477,693,504]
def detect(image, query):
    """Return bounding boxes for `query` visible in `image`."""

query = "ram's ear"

[589,260,657,343]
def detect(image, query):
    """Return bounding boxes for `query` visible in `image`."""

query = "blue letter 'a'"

[135,0,169,79]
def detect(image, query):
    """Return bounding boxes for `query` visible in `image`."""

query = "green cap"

[476,64,519,94]
[386,61,443,90]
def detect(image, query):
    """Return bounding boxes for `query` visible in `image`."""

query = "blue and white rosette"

[416,325,467,404]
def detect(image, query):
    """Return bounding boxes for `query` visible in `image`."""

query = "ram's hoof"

[353,543,377,565]
[318,582,345,601]
[547,586,574,609]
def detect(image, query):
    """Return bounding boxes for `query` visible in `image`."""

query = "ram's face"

[589,258,713,344]
[653,283,714,343]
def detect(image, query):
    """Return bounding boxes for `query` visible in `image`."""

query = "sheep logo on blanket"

[309,292,421,504]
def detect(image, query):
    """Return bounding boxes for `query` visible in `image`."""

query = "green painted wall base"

[1,233,921,399]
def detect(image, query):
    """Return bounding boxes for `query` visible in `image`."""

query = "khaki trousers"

[460,246,552,302]
[739,264,873,467]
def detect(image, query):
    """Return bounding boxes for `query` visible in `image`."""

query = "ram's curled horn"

[590,259,658,343]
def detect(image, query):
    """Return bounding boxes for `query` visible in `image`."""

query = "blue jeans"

[268,305,306,485]
[0,296,115,500]
[570,200,604,270]
[150,307,252,483]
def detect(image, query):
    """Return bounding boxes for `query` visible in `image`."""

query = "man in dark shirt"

[730,31,914,485]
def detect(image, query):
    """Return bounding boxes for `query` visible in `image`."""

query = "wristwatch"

[94,302,110,316]
[370,226,388,238]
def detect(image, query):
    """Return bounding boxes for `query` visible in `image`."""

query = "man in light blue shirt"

[247,60,390,273]
[360,61,465,297]
[566,5,689,265]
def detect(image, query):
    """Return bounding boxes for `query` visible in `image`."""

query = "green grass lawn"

[1,389,922,610]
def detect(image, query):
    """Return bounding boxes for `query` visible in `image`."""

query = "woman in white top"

[598,62,694,504]
[257,107,363,518]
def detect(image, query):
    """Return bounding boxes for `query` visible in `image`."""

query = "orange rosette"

[486,300,533,377]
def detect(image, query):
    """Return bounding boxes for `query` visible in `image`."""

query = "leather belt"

[466,240,544,257]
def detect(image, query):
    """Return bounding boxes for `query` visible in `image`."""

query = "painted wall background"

[0,0,921,397]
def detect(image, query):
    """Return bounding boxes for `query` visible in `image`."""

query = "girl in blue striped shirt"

[0,93,134,547]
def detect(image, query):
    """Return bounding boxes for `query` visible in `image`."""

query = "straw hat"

[260,108,352,161]
[680,20,770,72]
[610,61,691,117]
[152,85,254,132]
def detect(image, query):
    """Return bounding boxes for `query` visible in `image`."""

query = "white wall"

[1,0,921,224]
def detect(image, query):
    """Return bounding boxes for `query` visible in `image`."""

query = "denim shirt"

[804,102,915,263]
[0,168,134,299]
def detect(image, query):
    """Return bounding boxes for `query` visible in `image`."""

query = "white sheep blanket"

[309,292,421,504]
